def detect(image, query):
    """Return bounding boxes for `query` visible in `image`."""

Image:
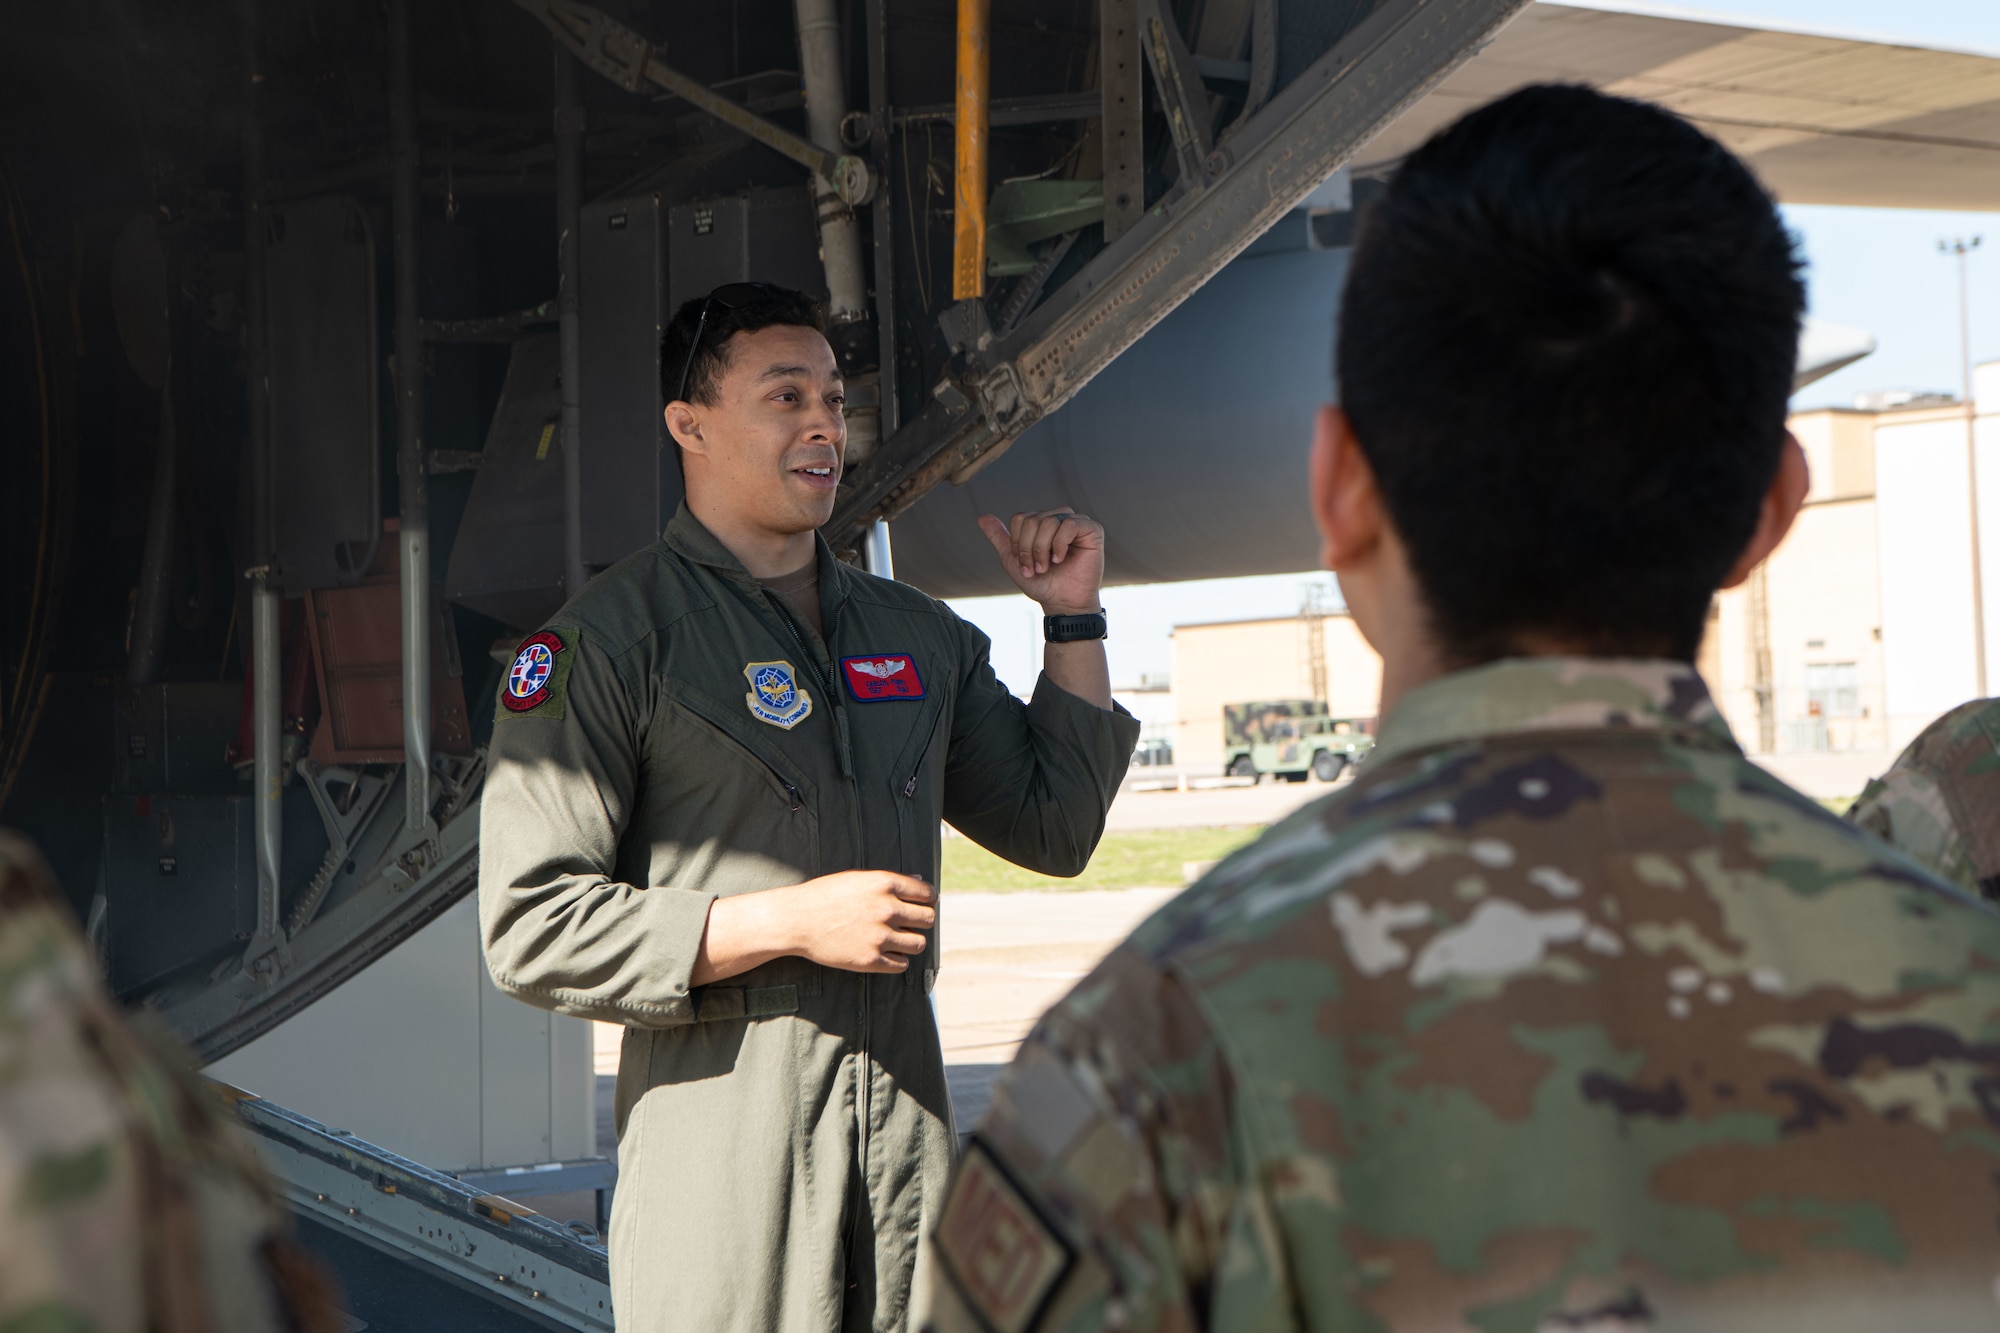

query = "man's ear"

[1718,432,1810,590]
[664,401,706,458]
[1311,405,1385,572]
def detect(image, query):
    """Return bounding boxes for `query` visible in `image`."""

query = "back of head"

[1337,83,1804,664]
[660,282,827,407]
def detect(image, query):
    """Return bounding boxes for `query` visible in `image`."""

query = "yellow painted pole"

[953,0,989,300]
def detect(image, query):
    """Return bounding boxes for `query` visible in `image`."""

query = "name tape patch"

[840,653,925,702]
[502,630,569,714]
[935,1139,1072,1333]
[744,660,813,730]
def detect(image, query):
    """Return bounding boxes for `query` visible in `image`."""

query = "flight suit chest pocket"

[889,698,948,857]
[648,679,820,882]
[890,699,949,988]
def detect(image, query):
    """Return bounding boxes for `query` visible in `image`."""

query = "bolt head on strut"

[832,155,875,207]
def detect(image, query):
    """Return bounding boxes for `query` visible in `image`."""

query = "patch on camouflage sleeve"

[936,1139,1072,1333]
[500,629,576,719]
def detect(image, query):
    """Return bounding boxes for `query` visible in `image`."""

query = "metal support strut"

[556,47,587,600]
[243,0,283,950]
[792,0,880,465]
[794,0,869,328]
[864,523,895,579]
[514,0,872,205]
[390,0,433,834]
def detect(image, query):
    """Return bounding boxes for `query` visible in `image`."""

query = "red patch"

[840,653,925,702]
[502,631,564,712]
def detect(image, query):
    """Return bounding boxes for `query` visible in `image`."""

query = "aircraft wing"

[1352,0,2000,212]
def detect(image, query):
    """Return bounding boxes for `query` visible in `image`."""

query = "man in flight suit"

[479,282,1137,1331]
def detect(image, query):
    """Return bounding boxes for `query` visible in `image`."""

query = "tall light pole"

[1942,235,1987,698]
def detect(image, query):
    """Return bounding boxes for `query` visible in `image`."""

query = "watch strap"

[1044,610,1108,643]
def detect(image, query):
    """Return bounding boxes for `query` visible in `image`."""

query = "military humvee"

[1223,699,1372,783]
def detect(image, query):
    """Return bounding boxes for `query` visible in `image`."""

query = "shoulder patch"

[840,653,925,702]
[936,1138,1073,1333]
[500,629,575,718]
[744,660,813,730]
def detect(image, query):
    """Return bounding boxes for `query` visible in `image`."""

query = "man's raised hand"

[977,509,1106,614]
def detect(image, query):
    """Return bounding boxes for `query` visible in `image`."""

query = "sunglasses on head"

[674,282,778,404]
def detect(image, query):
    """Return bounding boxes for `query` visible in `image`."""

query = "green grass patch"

[1818,795,1856,817]
[943,825,1268,893]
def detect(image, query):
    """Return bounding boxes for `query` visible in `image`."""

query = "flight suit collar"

[661,501,854,628]
[1367,656,1740,770]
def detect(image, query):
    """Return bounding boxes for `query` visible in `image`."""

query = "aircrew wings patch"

[935,1139,1073,1333]
[840,653,924,702]
[501,629,575,718]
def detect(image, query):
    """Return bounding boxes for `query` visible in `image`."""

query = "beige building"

[1701,368,1999,796]
[1171,611,1382,773]
[1166,365,2000,797]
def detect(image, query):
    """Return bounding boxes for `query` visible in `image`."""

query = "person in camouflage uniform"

[921,85,2000,1331]
[1847,698,2000,902]
[0,830,340,1332]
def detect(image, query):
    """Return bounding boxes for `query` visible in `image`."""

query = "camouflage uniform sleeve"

[1846,697,2000,901]
[0,833,341,1333]
[922,944,1284,1333]
[479,625,717,1027]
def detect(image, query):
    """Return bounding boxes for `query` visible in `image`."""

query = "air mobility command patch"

[501,629,575,718]
[744,660,813,730]
[935,1139,1072,1333]
[840,653,925,702]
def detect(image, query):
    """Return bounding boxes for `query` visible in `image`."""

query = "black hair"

[659,282,828,407]
[1336,83,1805,664]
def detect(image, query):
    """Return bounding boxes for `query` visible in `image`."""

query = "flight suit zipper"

[765,589,876,1221]
[766,594,855,780]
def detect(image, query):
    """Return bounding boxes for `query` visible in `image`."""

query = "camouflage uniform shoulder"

[0,832,341,1333]
[1848,696,2000,902]
[926,660,2000,1332]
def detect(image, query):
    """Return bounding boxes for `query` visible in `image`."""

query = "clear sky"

[948,0,2000,696]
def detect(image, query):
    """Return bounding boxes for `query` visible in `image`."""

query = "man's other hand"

[777,870,937,973]
[694,871,937,984]
[978,510,1106,614]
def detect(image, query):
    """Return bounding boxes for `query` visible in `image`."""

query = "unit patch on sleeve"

[501,629,574,717]
[744,660,814,730]
[840,654,925,702]
[935,1139,1073,1333]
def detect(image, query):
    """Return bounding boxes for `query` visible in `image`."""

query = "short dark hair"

[659,283,828,407]
[1336,84,1804,664]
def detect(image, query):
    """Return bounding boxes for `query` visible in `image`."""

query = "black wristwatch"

[1044,608,1108,642]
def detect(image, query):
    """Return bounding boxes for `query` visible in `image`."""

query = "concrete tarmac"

[1106,772,1340,831]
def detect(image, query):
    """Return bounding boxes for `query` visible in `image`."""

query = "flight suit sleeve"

[919,945,1266,1333]
[940,608,1141,876]
[479,626,715,1026]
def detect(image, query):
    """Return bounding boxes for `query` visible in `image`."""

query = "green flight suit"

[478,504,1137,1333]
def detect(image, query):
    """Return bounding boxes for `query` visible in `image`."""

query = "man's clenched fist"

[775,870,937,973]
